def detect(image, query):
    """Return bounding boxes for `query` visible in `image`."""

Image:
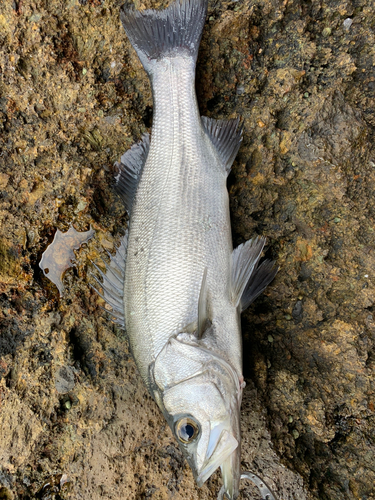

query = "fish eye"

[175,417,199,444]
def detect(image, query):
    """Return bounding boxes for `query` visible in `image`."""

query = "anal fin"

[201,116,243,173]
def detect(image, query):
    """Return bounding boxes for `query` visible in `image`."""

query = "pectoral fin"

[197,268,208,339]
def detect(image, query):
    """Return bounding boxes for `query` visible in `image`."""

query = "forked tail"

[120,0,208,74]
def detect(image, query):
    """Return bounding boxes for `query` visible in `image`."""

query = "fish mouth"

[196,428,238,487]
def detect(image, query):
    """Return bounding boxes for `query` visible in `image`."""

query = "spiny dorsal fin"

[231,237,266,308]
[197,268,208,339]
[114,133,150,213]
[201,116,243,173]
[240,260,278,312]
[91,232,127,327]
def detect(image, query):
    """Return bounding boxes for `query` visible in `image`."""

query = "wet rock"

[1,0,375,498]
[54,366,75,394]
[292,300,303,321]
[0,467,14,499]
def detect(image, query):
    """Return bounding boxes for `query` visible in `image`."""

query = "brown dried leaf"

[39,225,95,296]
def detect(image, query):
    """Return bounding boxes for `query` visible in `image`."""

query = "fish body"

[124,55,242,384]
[94,1,277,498]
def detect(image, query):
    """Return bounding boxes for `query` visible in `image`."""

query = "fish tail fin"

[120,0,208,73]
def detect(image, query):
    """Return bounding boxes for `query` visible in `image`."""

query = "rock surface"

[0,0,374,499]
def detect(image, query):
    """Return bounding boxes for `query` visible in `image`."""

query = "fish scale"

[94,0,278,498]
[125,57,233,381]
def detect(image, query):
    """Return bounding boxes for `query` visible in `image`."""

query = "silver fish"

[92,0,278,498]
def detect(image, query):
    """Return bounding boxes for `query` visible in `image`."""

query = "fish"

[92,0,278,498]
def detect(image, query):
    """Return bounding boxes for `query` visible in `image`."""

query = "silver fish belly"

[93,0,278,498]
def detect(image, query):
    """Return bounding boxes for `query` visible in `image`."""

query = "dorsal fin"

[114,133,150,213]
[201,116,243,173]
[197,268,208,339]
[91,232,127,327]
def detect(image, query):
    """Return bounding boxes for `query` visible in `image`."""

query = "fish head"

[149,333,243,499]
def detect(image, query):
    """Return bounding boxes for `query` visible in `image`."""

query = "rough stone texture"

[0,0,374,499]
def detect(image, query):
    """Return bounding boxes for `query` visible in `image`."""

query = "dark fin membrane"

[201,116,243,173]
[231,236,266,308]
[114,133,150,213]
[241,259,278,312]
[90,233,127,327]
[120,0,208,71]
[197,268,208,339]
